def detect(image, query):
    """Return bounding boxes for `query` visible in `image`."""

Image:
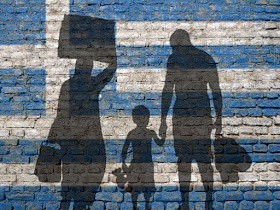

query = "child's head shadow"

[132,105,150,128]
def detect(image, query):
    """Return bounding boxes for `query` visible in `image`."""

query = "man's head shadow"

[170,29,192,48]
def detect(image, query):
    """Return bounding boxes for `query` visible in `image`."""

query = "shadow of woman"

[35,15,117,209]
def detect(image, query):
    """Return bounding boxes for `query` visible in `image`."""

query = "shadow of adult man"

[160,29,222,209]
[35,15,117,209]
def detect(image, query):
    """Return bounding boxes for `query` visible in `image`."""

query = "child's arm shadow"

[112,136,132,192]
[121,136,132,172]
[151,130,165,146]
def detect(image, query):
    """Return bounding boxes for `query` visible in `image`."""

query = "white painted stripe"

[1,163,279,186]
[116,68,280,92]
[0,21,279,70]
[1,116,279,140]
[116,21,280,46]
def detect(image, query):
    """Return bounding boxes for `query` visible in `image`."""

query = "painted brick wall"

[0,0,280,209]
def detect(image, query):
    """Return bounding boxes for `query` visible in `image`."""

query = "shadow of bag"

[112,168,133,192]
[58,14,116,64]
[35,144,61,182]
[214,137,252,184]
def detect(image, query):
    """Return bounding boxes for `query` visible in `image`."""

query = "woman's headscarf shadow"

[35,14,117,209]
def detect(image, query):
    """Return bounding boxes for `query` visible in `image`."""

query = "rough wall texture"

[0,0,280,209]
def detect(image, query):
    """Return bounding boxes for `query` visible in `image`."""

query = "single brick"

[270,200,280,210]
[102,186,117,192]
[212,201,223,209]
[189,202,206,209]
[3,155,29,164]
[154,192,182,202]
[224,201,239,210]
[244,191,274,201]
[235,139,258,144]
[45,202,60,210]
[224,191,244,201]
[235,109,248,116]
[254,201,269,210]
[120,202,133,210]
[192,185,206,192]
[212,185,222,192]
[239,183,253,192]
[151,202,164,210]
[0,175,16,182]
[273,191,280,199]
[2,87,27,94]
[251,92,264,99]
[223,185,238,192]
[268,163,280,172]
[239,200,254,210]
[247,108,263,116]
[228,100,256,108]
[266,92,279,99]
[95,192,123,202]
[24,147,38,155]
[263,109,278,116]
[6,192,34,201]
[254,185,268,191]
[244,118,272,126]
[166,202,180,210]
[214,191,224,202]
[135,202,146,210]
[260,139,280,144]
[105,202,119,210]
[275,117,280,125]
[253,144,267,152]
[24,186,41,192]
[241,145,253,153]
[235,92,250,99]
[249,154,275,162]
[271,127,280,135]
[268,183,280,191]
[26,202,43,210]
[188,192,207,201]
[36,193,61,201]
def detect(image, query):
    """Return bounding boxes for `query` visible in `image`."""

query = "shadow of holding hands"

[35,23,252,209]
[114,105,164,210]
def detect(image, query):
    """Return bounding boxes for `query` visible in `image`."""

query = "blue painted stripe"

[98,90,280,117]
[0,0,46,45]
[115,45,280,69]
[0,69,46,116]
[1,185,280,209]
[1,138,279,164]
[70,0,280,21]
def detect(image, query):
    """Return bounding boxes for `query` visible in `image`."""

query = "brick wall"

[0,0,279,209]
